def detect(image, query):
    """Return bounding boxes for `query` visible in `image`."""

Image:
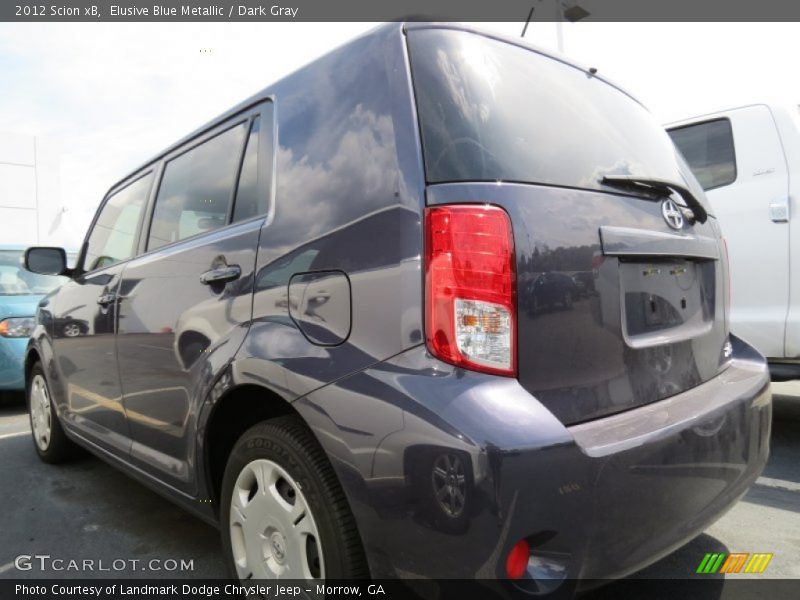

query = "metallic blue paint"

[22,23,771,588]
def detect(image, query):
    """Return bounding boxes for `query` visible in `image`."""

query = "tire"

[27,362,80,464]
[220,416,368,581]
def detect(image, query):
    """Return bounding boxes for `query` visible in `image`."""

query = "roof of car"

[105,21,644,198]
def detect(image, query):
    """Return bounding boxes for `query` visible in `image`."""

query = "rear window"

[407,29,698,194]
[667,118,737,190]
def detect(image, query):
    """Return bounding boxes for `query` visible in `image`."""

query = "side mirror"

[24,247,68,276]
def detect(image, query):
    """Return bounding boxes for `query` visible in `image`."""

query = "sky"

[1,20,799,246]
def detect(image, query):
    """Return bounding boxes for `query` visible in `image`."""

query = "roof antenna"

[521,6,535,38]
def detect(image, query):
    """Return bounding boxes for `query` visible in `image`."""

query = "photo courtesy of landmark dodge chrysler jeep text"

[22,23,771,593]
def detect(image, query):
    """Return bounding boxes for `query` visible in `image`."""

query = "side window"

[668,118,736,190]
[85,173,153,271]
[148,122,247,250]
[232,117,264,223]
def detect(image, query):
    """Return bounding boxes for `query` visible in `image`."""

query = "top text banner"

[2,0,800,22]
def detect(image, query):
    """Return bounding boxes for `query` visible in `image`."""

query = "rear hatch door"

[407,26,729,424]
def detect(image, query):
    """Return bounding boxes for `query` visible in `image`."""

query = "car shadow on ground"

[0,412,224,578]
[741,414,800,514]
[580,533,728,598]
[0,391,25,408]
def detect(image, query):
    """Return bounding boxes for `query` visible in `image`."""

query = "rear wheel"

[220,416,368,581]
[27,363,79,463]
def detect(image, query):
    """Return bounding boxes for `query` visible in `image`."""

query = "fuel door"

[288,270,351,346]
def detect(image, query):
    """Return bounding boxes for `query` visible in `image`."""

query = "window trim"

[78,169,155,277]
[668,117,738,192]
[228,115,261,224]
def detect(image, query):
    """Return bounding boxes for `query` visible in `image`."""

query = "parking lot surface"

[0,386,798,591]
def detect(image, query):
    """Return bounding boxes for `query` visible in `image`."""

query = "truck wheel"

[220,416,368,581]
[27,362,80,463]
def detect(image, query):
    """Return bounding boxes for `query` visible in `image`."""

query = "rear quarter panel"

[234,24,426,399]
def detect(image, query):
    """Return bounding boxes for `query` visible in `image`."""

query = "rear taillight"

[424,204,516,376]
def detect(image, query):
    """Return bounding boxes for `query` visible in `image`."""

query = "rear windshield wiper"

[600,175,708,224]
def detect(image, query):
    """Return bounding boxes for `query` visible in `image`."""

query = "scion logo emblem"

[269,532,287,563]
[662,199,685,230]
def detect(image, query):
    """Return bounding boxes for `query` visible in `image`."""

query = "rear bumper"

[0,338,26,391]
[568,335,770,581]
[297,336,770,585]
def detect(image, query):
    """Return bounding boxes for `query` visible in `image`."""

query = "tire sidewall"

[220,422,349,580]
[27,363,57,460]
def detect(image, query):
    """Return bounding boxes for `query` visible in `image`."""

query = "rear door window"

[84,173,153,271]
[147,123,247,250]
[668,118,737,190]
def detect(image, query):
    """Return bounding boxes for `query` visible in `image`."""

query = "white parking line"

[755,476,800,493]
[0,431,29,440]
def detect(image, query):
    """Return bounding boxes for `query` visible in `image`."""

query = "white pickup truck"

[667,103,800,380]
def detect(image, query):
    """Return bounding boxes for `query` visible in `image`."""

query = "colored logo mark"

[696,552,773,574]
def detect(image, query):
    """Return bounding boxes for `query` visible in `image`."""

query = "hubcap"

[29,374,52,451]
[229,459,324,580]
[64,323,80,337]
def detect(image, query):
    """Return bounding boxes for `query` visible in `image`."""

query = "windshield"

[0,250,68,295]
[407,28,707,205]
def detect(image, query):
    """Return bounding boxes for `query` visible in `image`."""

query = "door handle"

[770,200,789,223]
[97,293,117,306]
[200,265,241,285]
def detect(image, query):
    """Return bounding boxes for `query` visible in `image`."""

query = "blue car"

[20,24,771,590]
[0,245,69,392]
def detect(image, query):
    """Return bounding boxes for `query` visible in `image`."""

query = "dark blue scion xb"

[22,23,770,593]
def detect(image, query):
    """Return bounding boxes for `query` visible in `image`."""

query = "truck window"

[668,118,736,190]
